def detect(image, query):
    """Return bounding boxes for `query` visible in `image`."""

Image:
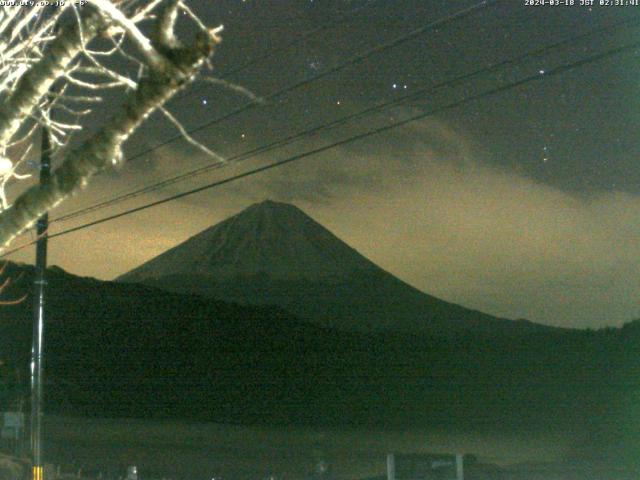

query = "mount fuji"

[118,200,550,335]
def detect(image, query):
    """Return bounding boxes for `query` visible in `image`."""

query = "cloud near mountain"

[15,116,637,328]
[201,117,640,328]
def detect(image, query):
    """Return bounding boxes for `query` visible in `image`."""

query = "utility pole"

[31,111,52,480]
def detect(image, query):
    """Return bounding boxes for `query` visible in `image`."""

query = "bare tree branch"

[0,261,27,305]
[0,8,104,148]
[0,5,222,249]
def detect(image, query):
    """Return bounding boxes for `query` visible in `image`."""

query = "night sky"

[5,0,640,328]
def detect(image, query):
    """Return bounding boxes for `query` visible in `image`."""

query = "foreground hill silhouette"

[118,200,553,335]
[1,262,638,467]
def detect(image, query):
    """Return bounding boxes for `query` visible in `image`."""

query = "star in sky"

[542,145,550,163]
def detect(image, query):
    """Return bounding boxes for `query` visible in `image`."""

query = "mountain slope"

[118,200,552,335]
[1,262,636,441]
[119,200,383,281]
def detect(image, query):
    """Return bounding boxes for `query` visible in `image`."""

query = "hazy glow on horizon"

[8,117,639,329]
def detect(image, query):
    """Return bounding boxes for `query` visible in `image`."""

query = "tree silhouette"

[0,262,26,305]
[0,0,227,251]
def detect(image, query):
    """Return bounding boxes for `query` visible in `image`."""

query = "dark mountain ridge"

[2,196,638,462]
[1,262,637,439]
[118,200,556,335]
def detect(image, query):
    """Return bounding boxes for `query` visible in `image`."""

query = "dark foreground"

[0,416,635,480]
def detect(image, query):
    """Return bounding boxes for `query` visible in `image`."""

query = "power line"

[123,0,501,163]
[52,15,640,224]
[47,0,506,223]
[2,0,495,229]
[2,37,636,258]
[169,0,381,104]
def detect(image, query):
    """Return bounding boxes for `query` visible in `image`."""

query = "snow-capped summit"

[118,200,547,334]
[119,199,378,283]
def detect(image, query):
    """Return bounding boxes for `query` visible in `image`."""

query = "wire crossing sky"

[1,33,636,252]
[50,15,640,225]
[5,0,640,329]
